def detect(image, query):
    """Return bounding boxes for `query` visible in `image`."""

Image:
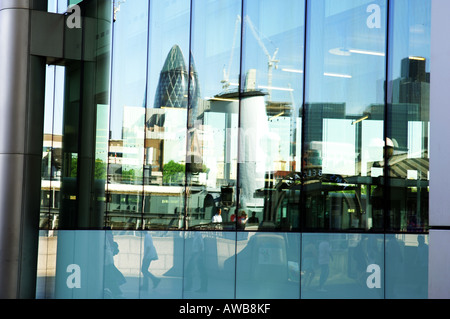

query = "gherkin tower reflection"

[147,44,202,173]
[153,44,200,111]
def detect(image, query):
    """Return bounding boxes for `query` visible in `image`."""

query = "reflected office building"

[2,0,449,300]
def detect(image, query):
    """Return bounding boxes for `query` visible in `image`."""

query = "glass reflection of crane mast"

[221,15,281,102]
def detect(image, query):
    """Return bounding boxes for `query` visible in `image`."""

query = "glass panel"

[58,58,80,229]
[144,0,191,230]
[239,0,305,231]
[183,231,236,298]
[37,63,65,296]
[56,0,112,229]
[49,230,184,299]
[103,231,184,299]
[301,233,384,299]
[303,0,387,231]
[385,234,428,298]
[186,0,242,229]
[139,231,184,298]
[36,230,57,299]
[41,65,65,230]
[47,0,70,13]
[236,232,301,298]
[387,0,430,232]
[107,0,148,229]
[54,230,106,298]
[138,231,184,298]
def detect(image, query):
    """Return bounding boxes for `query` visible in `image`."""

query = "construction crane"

[221,15,279,101]
[113,0,126,22]
[221,15,241,91]
[244,15,279,101]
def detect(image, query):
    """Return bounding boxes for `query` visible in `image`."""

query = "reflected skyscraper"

[152,45,200,110]
[146,45,203,176]
[148,45,200,130]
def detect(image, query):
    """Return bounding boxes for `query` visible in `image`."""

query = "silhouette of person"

[185,232,208,293]
[141,231,161,291]
[386,236,403,297]
[318,238,332,292]
[415,235,428,296]
[247,211,259,224]
[302,240,316,289]
[104,230,126,298]
[353,237,368,284]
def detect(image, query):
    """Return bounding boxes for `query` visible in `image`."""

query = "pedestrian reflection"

[302,239,316,289]
[184,232,208,293]
[318,237,333,292]
[141,231,161,291]
[104,230,126,298]
[352,236,368,285]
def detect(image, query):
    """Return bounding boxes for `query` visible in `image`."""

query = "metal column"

[0,0,46,298]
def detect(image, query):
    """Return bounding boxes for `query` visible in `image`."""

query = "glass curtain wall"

[39,0,431,235]
[36,0,431,299]
[233,0,306,299]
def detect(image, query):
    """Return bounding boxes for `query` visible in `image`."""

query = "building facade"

[1,0,449,299]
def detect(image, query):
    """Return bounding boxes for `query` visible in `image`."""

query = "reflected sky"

[44,0,430,137]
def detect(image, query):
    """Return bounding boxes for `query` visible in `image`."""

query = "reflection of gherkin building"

[153,44,200,111]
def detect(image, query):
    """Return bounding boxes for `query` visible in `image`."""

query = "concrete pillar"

[429,0,450,299]
[0,0,46,298]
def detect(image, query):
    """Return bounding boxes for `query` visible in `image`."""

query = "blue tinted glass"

[36,230,55,299]
[138,231,183,299]
[385,234,428,298]
[54,230,107,298]
[183,231,236,298]
[236,232,301,299]
[301,233,384,299]
[52,230,184,299]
